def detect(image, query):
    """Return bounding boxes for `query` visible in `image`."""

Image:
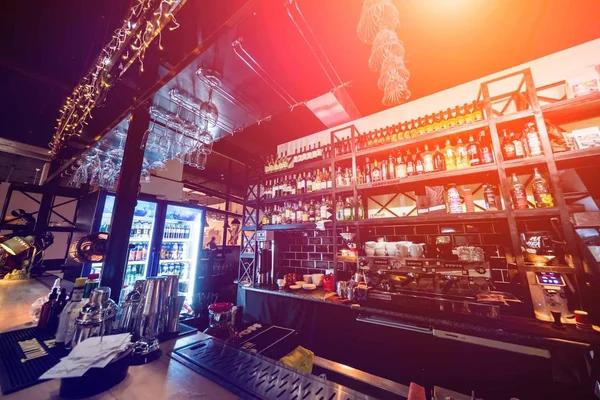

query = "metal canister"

[346,286,356,302]
[336,281,347,299]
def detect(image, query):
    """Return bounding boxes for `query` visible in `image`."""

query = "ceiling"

[1,0,599,190]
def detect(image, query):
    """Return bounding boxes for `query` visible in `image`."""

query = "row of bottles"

[129,243,149,261]
[263,168,333,199]
[447,184,499,214]
[130,220,152,238]
[164,223,190,239]
[264,143,332,174]
[160,242,187,260]
[335,196,365,221]
[361,132,494,183]
[124,264,144,287]
[356,101,483,151]
[262,197,333,225]
[510,168,554,209]
[159,262,189,280]
[500,122,543,160]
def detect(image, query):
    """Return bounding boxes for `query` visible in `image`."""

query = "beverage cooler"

[77,191,205,308]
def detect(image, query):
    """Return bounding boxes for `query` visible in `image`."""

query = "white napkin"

[40,333,132,380]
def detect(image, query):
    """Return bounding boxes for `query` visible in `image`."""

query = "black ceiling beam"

[0,59,71,92]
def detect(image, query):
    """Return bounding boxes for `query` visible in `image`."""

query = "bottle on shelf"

[483,184,498,211]
[510,173,529,209]
[466,134,481,166]
[343,197,353,221]
[371,159,381,182]
[406,149,415,176]
[388,154,396,179]
[447,184,464,214]
[510,130,525,159]
[357,195,365,219]
[525,122,543,156]
[455,138,468,169]
[414,147,424,175]
[422,144,434,173]
[443,140,456,170]
[433,144,445,172]
[396,151,407,178]
[381,160,388,181]
[365,158,372,184]
[336,197,344,221]
[501,129,516,160]
[478,130,494,164]
[532,168,555,208]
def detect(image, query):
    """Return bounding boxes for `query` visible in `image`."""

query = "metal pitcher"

[162,274,182,334]
[117,279,145,334]
[133,277,167,356]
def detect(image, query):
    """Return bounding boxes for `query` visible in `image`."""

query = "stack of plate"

[575,310,594,332]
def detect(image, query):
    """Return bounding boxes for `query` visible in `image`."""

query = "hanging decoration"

[357,0,410,106]
[50,0,186,156]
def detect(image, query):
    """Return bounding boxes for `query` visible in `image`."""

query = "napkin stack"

[40,333,132,380]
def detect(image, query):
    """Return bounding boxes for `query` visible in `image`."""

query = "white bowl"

[365,241,377,248]
[302,274,312,283]
[302,283,316,290]
[295,281,306,286]
[375,248,386,256]
[365,248,375,256]
[311,273,324,286]
[289,285,301,290]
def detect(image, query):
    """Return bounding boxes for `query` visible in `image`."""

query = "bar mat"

[158,323,197,342]
[0,328,69,395]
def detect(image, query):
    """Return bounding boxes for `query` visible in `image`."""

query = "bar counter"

[3,332,239,400]
[241,285,600,349]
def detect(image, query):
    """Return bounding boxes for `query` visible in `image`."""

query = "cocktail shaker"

[71,289,104,348]
[133,277,166,356]
[336,281,348,299]
[162,274,182,334]
[97,286,118,336]
[116,279,145,334]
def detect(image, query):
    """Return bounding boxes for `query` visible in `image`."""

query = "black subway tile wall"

[278,217,554,283]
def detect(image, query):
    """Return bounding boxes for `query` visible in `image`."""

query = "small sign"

[256,230,267,241]
[406,259,424,267]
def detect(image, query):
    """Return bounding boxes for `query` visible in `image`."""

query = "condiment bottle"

[37,288,58,329]
[83,273,100,298]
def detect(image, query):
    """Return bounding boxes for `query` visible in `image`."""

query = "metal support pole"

[101,105,150,301]
[34,159,61,236]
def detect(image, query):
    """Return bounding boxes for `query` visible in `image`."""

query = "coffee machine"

[527,271,575,324]
[256,230,279,286]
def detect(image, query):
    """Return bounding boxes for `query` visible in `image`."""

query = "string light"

[50,0,184,155]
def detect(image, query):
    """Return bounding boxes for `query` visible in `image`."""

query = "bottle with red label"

[510,173,529,209]
[466,134,481,166]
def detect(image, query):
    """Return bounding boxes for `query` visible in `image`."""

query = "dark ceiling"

[1,0,600,191]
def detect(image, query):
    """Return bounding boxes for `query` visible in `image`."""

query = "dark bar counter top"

[241,285,600,350]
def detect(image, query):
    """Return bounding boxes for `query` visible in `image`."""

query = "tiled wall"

[278,217,558,284]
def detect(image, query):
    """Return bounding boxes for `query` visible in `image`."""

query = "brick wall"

[278,216,558,284]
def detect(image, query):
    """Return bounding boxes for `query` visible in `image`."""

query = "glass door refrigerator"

[93,194,159,287]
[155,204,204,308]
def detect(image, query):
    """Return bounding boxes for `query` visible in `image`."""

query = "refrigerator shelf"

[161,238,192,242]
[159,259,191,263]
[129,237,152,241]
[165,218,195,224]
[126,261,147,264]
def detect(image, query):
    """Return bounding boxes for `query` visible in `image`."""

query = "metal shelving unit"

[239,68,600,311]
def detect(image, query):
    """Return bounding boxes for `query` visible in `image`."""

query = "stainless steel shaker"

[116,279,145,334]
[162,274,183,334]
[133,276,167,356]
[71,289,104,348]
[97,286,118,336]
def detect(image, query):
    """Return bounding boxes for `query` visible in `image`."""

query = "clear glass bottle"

[406,150,415,176]
[501,129,516,160]
[532,168,555,208]
[447,184,464,214]
[510,173,529,209]
[422,144,434,173]
[467,134,481,166]
[396,151,407,178]
[371,160,381,182]
[455,138,468,168]
[365,158,372,183]
[434,143,446,172]
[414,147,424,174]
[525,122,543,156]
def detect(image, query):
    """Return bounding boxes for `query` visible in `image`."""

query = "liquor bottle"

[371,160,381,182]
[367,131,375,148]
[396,151,407,178]
[501,129,516,160]
[343,197,353,221]
[532,168,555,208]
[384,126,391,143]
[357,195,365,219]
[510,173,529,209]
[473,100,483,121]
[455,139,468,168]
[391,125,399,142]
[410,119,419,137]
[381,160,388,181]
[414,147,424,175]
[313,169,322,192]
[357,166,365,184]
[479,130,494,164]
[308,200,316,222]
[336,197,344,221]
[336,166,344,187]
[387,153,396,179]
[317,141,323,158]
[37,288,59,330]
[466,134,481,166]
[443,140,456,170]
[447,107,456,128]
[455,105,465,126]
[320,168,327,190]
[425,114,434,134]
[464,102,474,124]
[441,108,450,130]
[510,131,525,159]
[483,184,498,210]
[319,197,328,221]
[306,171,313,193]
[261,208,269,225]
[434,112,443,131]
[365,158,372,183]
[422,144,434,173]
[406,150,415,176]
[525,122,543,156]
[447,184,464,214]
[344,168,352,186]
[375,129,383,146]
[434,144,445,172]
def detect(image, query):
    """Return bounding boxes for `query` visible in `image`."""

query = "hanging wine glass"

[382,77,411,107]
[199,87,219,128]
[357,0,400,44]
[369,29,405,72]
[109,127,127,158]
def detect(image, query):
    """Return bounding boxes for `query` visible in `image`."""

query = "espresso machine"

[527,271,575,324]
[256,230,279,287]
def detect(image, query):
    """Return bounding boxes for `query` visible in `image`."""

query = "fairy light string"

[50,0,185,155]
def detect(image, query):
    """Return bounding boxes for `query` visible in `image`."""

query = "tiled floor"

[0,279,49,333]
